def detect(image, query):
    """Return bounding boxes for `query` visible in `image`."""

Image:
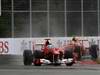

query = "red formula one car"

[32,39,65,66]
[23,39,75,66]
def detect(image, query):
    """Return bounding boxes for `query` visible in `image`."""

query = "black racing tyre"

[89,45,99,60]
[23,50,33,65]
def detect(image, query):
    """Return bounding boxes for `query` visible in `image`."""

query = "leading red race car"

[23,39,75,66]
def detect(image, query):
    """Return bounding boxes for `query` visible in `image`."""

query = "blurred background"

[0,0,99,38]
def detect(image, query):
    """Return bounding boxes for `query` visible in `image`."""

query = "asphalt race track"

[0,55,100,75]
[0,65,100,75]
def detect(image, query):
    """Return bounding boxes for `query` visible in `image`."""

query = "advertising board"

[0,37,100,55]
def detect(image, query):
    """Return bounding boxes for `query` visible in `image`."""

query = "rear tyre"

[89,45,99,60]
[23,50,33,66]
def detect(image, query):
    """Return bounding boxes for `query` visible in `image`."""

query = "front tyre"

[23,50,33,66]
